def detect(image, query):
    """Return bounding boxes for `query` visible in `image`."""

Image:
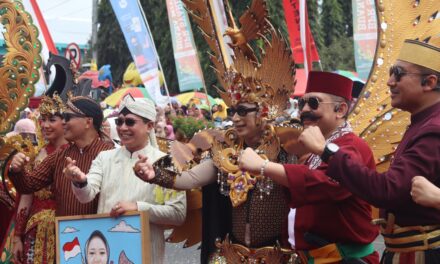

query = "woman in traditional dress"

[11,95,67,264]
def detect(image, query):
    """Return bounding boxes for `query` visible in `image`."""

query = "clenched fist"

[298,126,326,155]
[9,153,30,173]
[411,176,440,210]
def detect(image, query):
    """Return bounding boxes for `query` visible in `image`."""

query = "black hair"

[413,64,440,91]
[84,230,110,264]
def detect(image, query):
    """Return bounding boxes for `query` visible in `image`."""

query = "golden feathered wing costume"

[350,0,440,172]
[0,0,43,204]
[166,0,299,248]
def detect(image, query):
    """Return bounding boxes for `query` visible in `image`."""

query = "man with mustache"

[239,71,379,263]
[293,40,440,263]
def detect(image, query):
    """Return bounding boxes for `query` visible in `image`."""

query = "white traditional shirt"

[72,144,187,264]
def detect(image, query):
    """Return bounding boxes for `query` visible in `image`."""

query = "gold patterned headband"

[398,39,440,72]
[38,93,65,116]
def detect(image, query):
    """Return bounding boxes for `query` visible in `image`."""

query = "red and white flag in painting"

[63,237,81,261]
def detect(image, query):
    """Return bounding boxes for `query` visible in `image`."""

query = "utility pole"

[91,0,98,62]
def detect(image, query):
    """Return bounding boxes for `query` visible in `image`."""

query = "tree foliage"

[95,0,356,96]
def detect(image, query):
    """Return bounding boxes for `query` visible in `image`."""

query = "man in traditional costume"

[239,71,380,263]
[133,25,301,263]
[64,95,187,264]
[8,96,113,216]
[294,40,440,263]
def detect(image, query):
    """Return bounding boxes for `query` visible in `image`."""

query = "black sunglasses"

[62,112,86,122]
[298,97,340,111]
[227,106,258,117]
[115,118,141,127]
[389,65,429,82]
[298,97,321,111]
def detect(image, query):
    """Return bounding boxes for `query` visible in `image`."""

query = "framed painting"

[55,211,150,264]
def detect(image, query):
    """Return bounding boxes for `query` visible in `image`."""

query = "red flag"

[283,0,319,70]
[63,237,81,261]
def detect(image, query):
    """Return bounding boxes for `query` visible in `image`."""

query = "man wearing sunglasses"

[239,71,380,263]
[64,95,186,263]
[8,96,113,216]
[294,40,440,262]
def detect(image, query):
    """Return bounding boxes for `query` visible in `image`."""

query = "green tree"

[316,0,354,71]
[96,0,356,96]
[320,0,345,47]
[307,0,324,50]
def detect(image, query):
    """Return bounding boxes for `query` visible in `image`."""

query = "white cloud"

[109,220,140,233]
[62,226,79,233]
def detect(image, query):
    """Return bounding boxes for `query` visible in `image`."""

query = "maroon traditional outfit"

[283,72,379,263]
[326,40,440,263]
[285,132,379,263]
[327,102,440,263]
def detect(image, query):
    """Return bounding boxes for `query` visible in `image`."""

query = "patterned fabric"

[9,138,113,216]
[381,248,440,264]
[24,208,56,263]
[1,145,59,264]
[307,121,353,170]
[231,182,289,247]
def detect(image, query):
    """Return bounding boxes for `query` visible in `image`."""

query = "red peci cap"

[305,71,353,101]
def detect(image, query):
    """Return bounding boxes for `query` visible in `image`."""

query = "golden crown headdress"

[183,0,296,120]
[38,93,66,116]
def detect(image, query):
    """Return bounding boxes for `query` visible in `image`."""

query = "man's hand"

[298,126,326,155]
[12,236,23,264]
[411,176,440,210]
[238,147,265,175]
[110,201,138,217]
[10,153,29,173]
[133,154,155,181]
[64,157,87,183]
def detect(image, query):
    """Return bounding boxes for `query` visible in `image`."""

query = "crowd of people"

[1,39,440,264]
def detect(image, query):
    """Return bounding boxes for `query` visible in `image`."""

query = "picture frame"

[55,211,150,264]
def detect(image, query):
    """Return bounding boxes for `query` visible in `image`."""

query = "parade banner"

[166,0,205,92]
[283,0,319,72]
[352,0,377,80]
[110,0,168,106]
[209,0,234,68]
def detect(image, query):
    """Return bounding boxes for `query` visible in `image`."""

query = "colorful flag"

[352,0,377,80]
[62,237,81,261]
[166,0,205,92]
[283,0,320,75]
[110,0,168,106]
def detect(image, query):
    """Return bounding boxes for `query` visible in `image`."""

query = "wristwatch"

[321,143,339,163]
[73,179,88,189]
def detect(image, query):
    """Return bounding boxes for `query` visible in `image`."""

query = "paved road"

[164,240,200,264]
[164,234,386,263]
